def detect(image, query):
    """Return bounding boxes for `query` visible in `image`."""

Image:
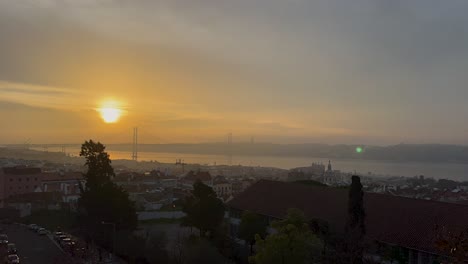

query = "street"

[0,223,66,264]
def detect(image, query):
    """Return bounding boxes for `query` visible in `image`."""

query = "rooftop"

[227,180,468,254]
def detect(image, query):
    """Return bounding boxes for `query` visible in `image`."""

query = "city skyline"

[1,1,468,145]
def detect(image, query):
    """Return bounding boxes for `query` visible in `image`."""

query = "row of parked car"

[0,234,19,264]
[27,224,47,235]
[53,231,77,252]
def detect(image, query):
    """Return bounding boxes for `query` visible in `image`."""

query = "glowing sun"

[98,101,123,123]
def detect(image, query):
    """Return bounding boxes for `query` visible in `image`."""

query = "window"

[18,186,21,189]
[34,177,38,181]
[26,178,29,181]
[18,178,22,182]
[9,178,13,182]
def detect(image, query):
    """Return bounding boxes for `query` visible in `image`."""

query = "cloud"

[1,0,468,144]
[0,81,88,111]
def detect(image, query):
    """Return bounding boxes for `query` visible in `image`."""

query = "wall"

[4,173,41,198]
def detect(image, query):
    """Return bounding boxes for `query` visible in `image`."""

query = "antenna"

[132,127,138,161]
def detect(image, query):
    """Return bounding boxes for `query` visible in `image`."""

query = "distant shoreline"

[4,142,468,165]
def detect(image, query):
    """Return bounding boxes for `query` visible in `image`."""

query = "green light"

[356,147,363,153]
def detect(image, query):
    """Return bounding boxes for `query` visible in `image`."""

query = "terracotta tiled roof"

[227,180,468,254]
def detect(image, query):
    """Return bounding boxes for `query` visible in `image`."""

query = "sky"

[1,0,468,145]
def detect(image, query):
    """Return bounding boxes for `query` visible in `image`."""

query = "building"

[36,172,84,204]
[0,166,43,207]
[287,170,309,182]
[178,170,212,189]
[231,178,256,196]
[295,162,326,176]
[227,180,468,263]
[212,175,232,200]
[318,160,351,186]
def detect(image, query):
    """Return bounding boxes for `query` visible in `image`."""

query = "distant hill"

[15,143,468,164]
[106,143,468,164]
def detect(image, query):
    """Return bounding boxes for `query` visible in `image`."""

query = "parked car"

[7,243,16,255]
[62,240,76,253]
[37,228,47,236]
[4,254,19,264]
[28,224,38,231]
[60,237,72,247]
[53,231,63,240]
[55,234,68,243]
[0,234,8,245]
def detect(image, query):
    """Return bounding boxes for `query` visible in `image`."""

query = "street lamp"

[102,221,116,260]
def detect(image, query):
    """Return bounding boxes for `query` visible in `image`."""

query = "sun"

[98,100,123,123]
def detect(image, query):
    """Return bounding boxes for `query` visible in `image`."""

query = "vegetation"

[345,175,366,264]
[114,230,169,263]
[20,209,77,231]
[181,180,225,237]
[172,236,231,264]
[435,227,468,263]
[239,211,268,254]
[78,140,137,248]
[250,208,323,264]
[158,201,183,211]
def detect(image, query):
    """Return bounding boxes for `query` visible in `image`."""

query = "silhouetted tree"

[250,208,323,264]
[239,211,268,255]
[171,236,228,264]
[435,226,468,263]
[145,231,169,264]
[78,140,137,247]
[345,175,366,264]
[181,180,225,237]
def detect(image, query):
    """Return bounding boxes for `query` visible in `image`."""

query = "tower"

[328,160,332,171]
[132,127,138,161]
[227,133,233,166]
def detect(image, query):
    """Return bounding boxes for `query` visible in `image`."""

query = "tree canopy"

[239,210,268,253]
[345,175,366,264]
[250,208,323,264]
[78,140,137,237]
[181,180,225,237]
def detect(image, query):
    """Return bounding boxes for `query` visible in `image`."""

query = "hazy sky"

[1,0,468,145]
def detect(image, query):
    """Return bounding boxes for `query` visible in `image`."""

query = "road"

[0,223,66,264]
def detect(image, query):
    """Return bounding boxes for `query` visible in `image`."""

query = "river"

[35,147,468,181]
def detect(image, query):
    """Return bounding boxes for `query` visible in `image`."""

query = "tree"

[345,175,366,264]
[435,226,468,264]
[181,180,225,237]
[145,231,169,264]
[171,236,229,264]
[250,208,323,264]
[78,140,137,246]
[239,211,268,254]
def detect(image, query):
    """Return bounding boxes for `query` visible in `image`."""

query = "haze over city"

[1,0,468,145]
